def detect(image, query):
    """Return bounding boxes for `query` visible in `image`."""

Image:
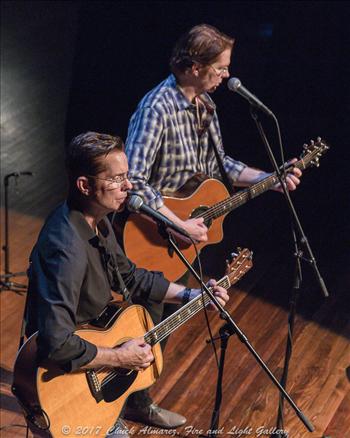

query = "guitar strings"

[193,173,279,221]
[101,295,216,386]
[101,294,215,387]
[95,277,232,387]
[146,276,232,341]
[192,153,315,223]
[95,294,212,387]
[95,259,251,387]
[152,279,234,342]
[148,259,251,343]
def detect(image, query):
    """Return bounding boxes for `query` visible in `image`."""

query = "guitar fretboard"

[144,276,231,346]
[194,147,321,223]
[144,250,252,346]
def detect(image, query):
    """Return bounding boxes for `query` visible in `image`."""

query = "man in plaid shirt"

[126,24,301,243]
[124,24,301,429]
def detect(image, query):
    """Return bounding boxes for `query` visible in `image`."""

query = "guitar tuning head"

[310,139,315,145]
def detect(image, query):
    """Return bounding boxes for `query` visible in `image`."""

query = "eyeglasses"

[208,64,229,77]
[87,172,129,187]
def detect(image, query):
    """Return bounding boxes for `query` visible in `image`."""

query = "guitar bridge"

[86,370,103,403]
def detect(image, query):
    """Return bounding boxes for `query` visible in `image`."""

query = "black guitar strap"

[209,134,235,195]
[93,235,130,302]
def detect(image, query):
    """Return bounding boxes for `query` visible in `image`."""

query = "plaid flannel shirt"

[126,74,246,209]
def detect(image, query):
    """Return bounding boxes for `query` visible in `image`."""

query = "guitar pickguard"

[102,368,138,402]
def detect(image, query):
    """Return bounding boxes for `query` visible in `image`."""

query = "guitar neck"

[144,275,231,347]
[203,151,317,222]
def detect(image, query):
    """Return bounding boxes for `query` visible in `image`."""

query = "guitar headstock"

[300,137,329,168]
[225,248,253,286]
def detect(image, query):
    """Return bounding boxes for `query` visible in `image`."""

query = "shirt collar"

[167,74,217,112]
[66,201,110,242]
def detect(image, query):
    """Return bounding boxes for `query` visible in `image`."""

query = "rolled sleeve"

[115,243,170,304]
[128,178,164,210]
[39,331,97,372]
[223,156,247,182]
[131,267,170,304]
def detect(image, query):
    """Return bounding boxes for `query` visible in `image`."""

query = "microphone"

[4,171,33,186]
[127,194,190,238]
[227,77,273,117]
[7,171,33,177]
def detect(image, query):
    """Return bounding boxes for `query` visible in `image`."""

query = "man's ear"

[76,176,91,196]
[191,63,201,77]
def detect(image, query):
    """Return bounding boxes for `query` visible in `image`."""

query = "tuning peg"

[303,143,309,150]
[310,139,315,145]
[226,248,239,267]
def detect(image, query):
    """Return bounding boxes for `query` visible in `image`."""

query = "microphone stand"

[206,321,235,437]
[249,107,329,437]
[1,172,32,293]
[158,226,315,434]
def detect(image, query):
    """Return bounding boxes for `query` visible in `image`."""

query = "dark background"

[1,1,350,322]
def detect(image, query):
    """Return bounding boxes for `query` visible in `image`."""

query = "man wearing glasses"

[24,132,229,437]
[124,24,302,428]
[126,23,302,244]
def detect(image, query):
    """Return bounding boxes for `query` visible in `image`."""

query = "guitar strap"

[209,134,235,195]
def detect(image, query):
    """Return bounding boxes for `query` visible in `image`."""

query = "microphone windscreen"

[127,194,144,212]
[227,77,241,91]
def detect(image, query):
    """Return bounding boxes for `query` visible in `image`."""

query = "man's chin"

[116,203,126,212]
[207,86,218,93]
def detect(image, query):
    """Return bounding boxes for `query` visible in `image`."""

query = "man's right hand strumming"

[158,205,208,244]
[182,217,208,243]
[86,337,154,371]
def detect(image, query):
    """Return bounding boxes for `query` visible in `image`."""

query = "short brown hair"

[170,24,234,74]
[66,132,124,182]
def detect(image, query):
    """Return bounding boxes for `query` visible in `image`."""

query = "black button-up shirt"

[25,202,169,371]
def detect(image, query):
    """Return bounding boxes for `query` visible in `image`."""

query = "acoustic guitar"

[123,138,328,281]
[12,248,253,438]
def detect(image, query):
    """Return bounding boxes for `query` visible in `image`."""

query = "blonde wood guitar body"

[12,249,253,437]
[12,305,162,437]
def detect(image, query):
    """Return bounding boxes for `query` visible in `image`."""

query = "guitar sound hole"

[101,368,138,402]
[191,206,212,228]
